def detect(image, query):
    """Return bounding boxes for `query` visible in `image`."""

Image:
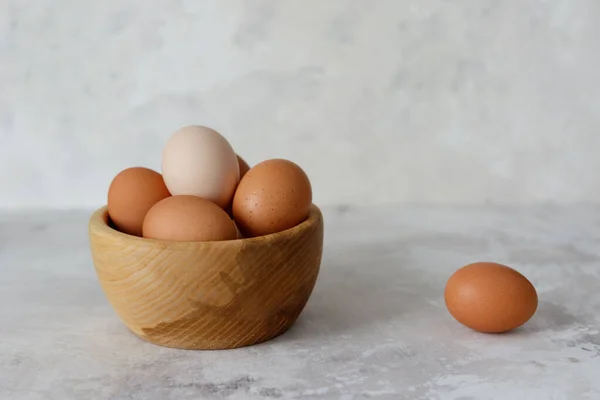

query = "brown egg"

[445,262,538,333]
[237,155,250,179]
[232,158,312,237]
[107,167,171,236]
[142,195,237,242]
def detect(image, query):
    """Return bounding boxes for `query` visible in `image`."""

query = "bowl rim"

[89,204,322,246]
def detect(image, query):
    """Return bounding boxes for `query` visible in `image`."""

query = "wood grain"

[88,205,323,350]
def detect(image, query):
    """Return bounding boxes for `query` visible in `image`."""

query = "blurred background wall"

[2,0,599,208]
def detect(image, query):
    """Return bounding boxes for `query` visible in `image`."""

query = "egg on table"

[232,158,312,237]
[107,167,171,236]
[444,261,538,333]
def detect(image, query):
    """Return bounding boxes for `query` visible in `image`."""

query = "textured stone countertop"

[1,205,600,400]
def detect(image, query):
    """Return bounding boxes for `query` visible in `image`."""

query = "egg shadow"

[514,301,579,335]
[467,300,579,339]
[279,241,440,340]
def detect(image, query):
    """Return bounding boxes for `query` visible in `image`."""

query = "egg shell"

[237,155,250,179]
[232,158,312,237]
[161,126,239,209]
[107,167,171,237]
[142,195,237,242]
[234,221,244,239]
[444,262,538,333]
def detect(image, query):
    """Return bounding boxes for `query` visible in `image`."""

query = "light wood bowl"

[88,205,323,350]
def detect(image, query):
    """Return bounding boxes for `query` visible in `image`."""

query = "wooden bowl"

[88,205,323,350]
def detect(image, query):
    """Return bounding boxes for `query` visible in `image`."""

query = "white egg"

[161,125,239,209]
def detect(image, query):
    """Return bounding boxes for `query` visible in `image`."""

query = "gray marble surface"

[1,205,600,400]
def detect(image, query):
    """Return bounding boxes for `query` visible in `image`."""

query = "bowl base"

[128,317,298,350]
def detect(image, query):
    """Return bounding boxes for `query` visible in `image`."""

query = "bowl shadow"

[279,240,440,340]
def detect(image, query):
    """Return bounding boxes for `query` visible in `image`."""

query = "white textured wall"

[2,0,600,209]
